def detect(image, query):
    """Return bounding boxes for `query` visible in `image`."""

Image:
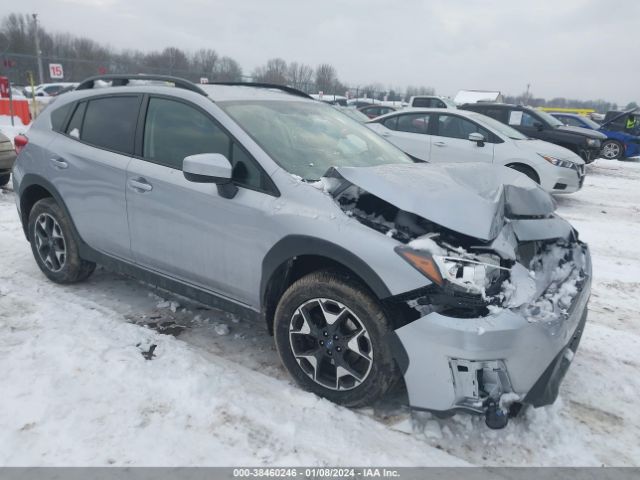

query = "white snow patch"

[407,235,446,255]
[214,323,230,336]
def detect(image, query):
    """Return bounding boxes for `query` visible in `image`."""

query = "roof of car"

[368,107,480,122]
[72,75,312,103]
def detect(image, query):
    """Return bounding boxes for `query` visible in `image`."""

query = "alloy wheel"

[602,142,621,159]
[34,213,67,272]
[289,298,374,391]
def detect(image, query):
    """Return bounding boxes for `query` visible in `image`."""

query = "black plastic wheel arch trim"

[260,235,393,303]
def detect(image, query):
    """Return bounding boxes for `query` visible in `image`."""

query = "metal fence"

[1,52,409,103]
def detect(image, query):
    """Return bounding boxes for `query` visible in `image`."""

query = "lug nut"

[319,340,324,346]
[323,331,328,337]
[327,350,332,356]
[336,346,342,352]
[333,334,339,340]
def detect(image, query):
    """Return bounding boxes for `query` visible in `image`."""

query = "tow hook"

[485,399,509,429]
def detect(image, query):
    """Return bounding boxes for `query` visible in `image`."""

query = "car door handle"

[433,141,446,147]
[50,158,68,169]
[128,177,153,192]
[380,131,390,137]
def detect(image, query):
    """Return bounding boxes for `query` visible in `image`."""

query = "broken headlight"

[396,246,507,296]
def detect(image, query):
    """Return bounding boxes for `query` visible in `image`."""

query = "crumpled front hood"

[331,162,555,241]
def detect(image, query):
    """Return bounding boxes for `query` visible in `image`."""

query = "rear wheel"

[0,173,9,187]
[28,198,96,283]
[601,140,623,160]
[274,269,400,407]
[507,164,540,184]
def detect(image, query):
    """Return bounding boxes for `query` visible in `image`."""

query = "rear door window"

[396,113,430,134]
[81,96,141,154]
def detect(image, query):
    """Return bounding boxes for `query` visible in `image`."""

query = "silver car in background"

[12,75,591,429]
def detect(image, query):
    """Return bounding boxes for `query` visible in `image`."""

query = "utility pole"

[32,14,44,85]
[525,83,531,105]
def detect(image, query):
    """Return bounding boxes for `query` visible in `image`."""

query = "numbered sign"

[49,63,64,79]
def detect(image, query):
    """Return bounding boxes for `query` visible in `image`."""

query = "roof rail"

[208,82,312,99]
[76,74,207,96]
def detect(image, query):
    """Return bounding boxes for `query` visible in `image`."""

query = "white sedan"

[366,108,586,194]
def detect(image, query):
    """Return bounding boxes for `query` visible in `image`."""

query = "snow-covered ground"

[0,159,639,466]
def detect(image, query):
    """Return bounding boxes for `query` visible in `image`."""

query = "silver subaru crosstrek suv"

[12,75,591,428]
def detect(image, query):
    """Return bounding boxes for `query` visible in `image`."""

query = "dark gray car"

[12,75,591,428]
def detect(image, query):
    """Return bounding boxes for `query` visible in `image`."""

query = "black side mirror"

[534,121,544,131]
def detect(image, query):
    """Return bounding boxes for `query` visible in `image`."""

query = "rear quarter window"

[50,102,73,133]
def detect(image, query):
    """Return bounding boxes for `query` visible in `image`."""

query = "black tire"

[28,197,96,283]
[0,173,9,187]
[507,163,540,184]
[601,140,624,160]
[274,269,400,407]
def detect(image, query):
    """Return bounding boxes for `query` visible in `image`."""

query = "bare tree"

[286,61,314,91]
[252,57,288,84]
[315,63,338,93]
[212,56,243,82]
[191,48,219,77]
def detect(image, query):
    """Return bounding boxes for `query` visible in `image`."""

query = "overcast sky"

[10,0,639,104]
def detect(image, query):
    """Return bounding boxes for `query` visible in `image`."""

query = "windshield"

[467,112,529,140]
[220,100,413,180]
[579,116,602,129]
[536,110,564,127]
[333,106,369,123]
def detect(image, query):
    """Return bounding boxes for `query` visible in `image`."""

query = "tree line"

[0,12,635,110]
[0,12,439,100]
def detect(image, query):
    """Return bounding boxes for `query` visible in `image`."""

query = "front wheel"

[274,270,400,407]
[601,140,624,160]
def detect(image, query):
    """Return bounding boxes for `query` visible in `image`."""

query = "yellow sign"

[538,107,596,116]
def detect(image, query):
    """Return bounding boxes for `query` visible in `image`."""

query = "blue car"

[551,110,640,160]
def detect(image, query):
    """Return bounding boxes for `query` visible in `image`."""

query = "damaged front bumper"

[391,242,591,416]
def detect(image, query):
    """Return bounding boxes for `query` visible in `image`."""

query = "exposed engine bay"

[321,165,587,323]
